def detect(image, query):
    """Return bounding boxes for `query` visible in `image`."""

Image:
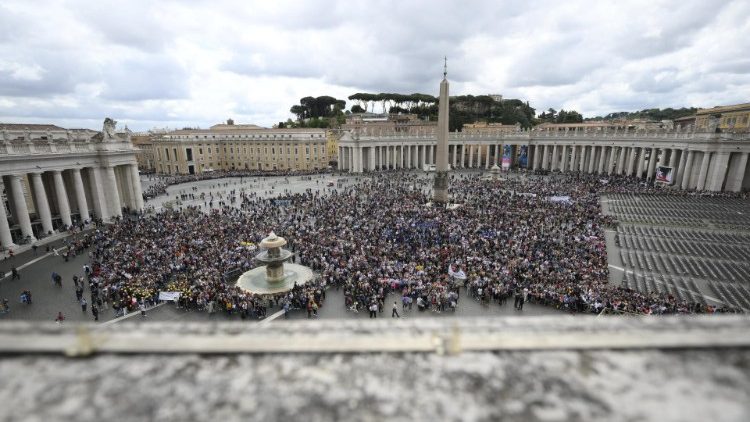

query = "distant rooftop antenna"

[443,56,447,79]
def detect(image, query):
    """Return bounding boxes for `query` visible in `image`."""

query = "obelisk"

[433,58,450,203]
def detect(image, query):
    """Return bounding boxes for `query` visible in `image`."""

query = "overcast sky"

[0,0,748,131]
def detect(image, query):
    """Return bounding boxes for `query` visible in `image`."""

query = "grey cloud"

[98,57,190,101]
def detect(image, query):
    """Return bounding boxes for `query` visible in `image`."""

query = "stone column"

[0,184,14,248]
[105,165,123,218]
[484,145,490,168]
[551,145,559,171]
[695,152,711,190]
[680,151,695,190]
[606,146,616,175]
[669,149,679,168]
[646,148,658,180]
[29,173,53,235]
[636,148,645,178]
[468,145,474,169]
[532,145,540,170]
[52,170,72,227]
[576,145,586,173]
[129,164,144,212]
[87,167,108,220]
[8,175,35,240]
[674,149,688,188]
[541,145,550,170]
[571,146,579,172]
[71,168,91,221]
[559,145,568,172]
[597,146,607,174]
[724,153,749,192]
[624,148,634,176]
[587,146,596,174]
[707,152,730,191]
[616,147,627,175]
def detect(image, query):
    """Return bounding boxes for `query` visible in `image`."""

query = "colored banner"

[655,166,674,184]
[519,145,528,168]
[502,145,512,169]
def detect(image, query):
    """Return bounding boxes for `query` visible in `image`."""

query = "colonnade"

[339,143,515,171]
[0,163,143,248]
[530,144,748,192]
[338,136,750,193]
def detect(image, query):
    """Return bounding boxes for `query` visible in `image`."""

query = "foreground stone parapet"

[0,316,748,421]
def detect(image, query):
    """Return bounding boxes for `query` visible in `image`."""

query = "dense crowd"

[81,170,741,320]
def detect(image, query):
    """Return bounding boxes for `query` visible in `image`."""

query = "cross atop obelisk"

[433,57,450,203]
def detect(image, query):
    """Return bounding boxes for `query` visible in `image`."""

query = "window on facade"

[199,148,203,155]
[306,147,310,155]
[165,148,170,160]
[272,148,275,154]
[173,148,178,160]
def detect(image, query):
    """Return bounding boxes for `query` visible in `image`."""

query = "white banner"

[158,291,181,301]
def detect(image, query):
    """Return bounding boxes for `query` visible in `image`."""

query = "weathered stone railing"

[348,130,749,143]
[0,140,137,156]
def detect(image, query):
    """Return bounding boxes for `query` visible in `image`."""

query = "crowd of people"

[76,169,742,321]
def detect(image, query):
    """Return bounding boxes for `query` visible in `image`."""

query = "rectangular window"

[173,148,178,160]
[199,148,203,155]
[208,147,212,154]
[186,148,193,161]
[165,148,170,161]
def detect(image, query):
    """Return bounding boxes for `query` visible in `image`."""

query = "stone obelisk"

[433,58,450,203]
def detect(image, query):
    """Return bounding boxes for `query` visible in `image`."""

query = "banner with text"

[158,291,182,301]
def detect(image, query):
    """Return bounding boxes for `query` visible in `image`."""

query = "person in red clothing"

[54,311,65,324]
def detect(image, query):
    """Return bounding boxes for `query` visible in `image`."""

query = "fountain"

[235,232,313,295]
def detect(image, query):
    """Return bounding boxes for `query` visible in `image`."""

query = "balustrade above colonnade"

[0,119,144,249]
[338,129,750,194]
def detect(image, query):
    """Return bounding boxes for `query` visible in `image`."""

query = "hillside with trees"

[348,92,536,131]
[586,107,697,121]
[281,96,347,128]
[537,108,584,124]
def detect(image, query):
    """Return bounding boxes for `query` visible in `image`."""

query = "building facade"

[0,119,143,248]
[338,126,750,192]
[151,121,330,175]
[695,103,750,133]
[130,133,156,171]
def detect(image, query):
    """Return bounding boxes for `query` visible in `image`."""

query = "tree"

[351,105,365,113]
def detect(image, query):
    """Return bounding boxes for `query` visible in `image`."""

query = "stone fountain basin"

[235,263,314,295]
[255,249,293,264]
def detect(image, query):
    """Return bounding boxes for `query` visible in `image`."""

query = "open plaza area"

[1,168,747,326]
